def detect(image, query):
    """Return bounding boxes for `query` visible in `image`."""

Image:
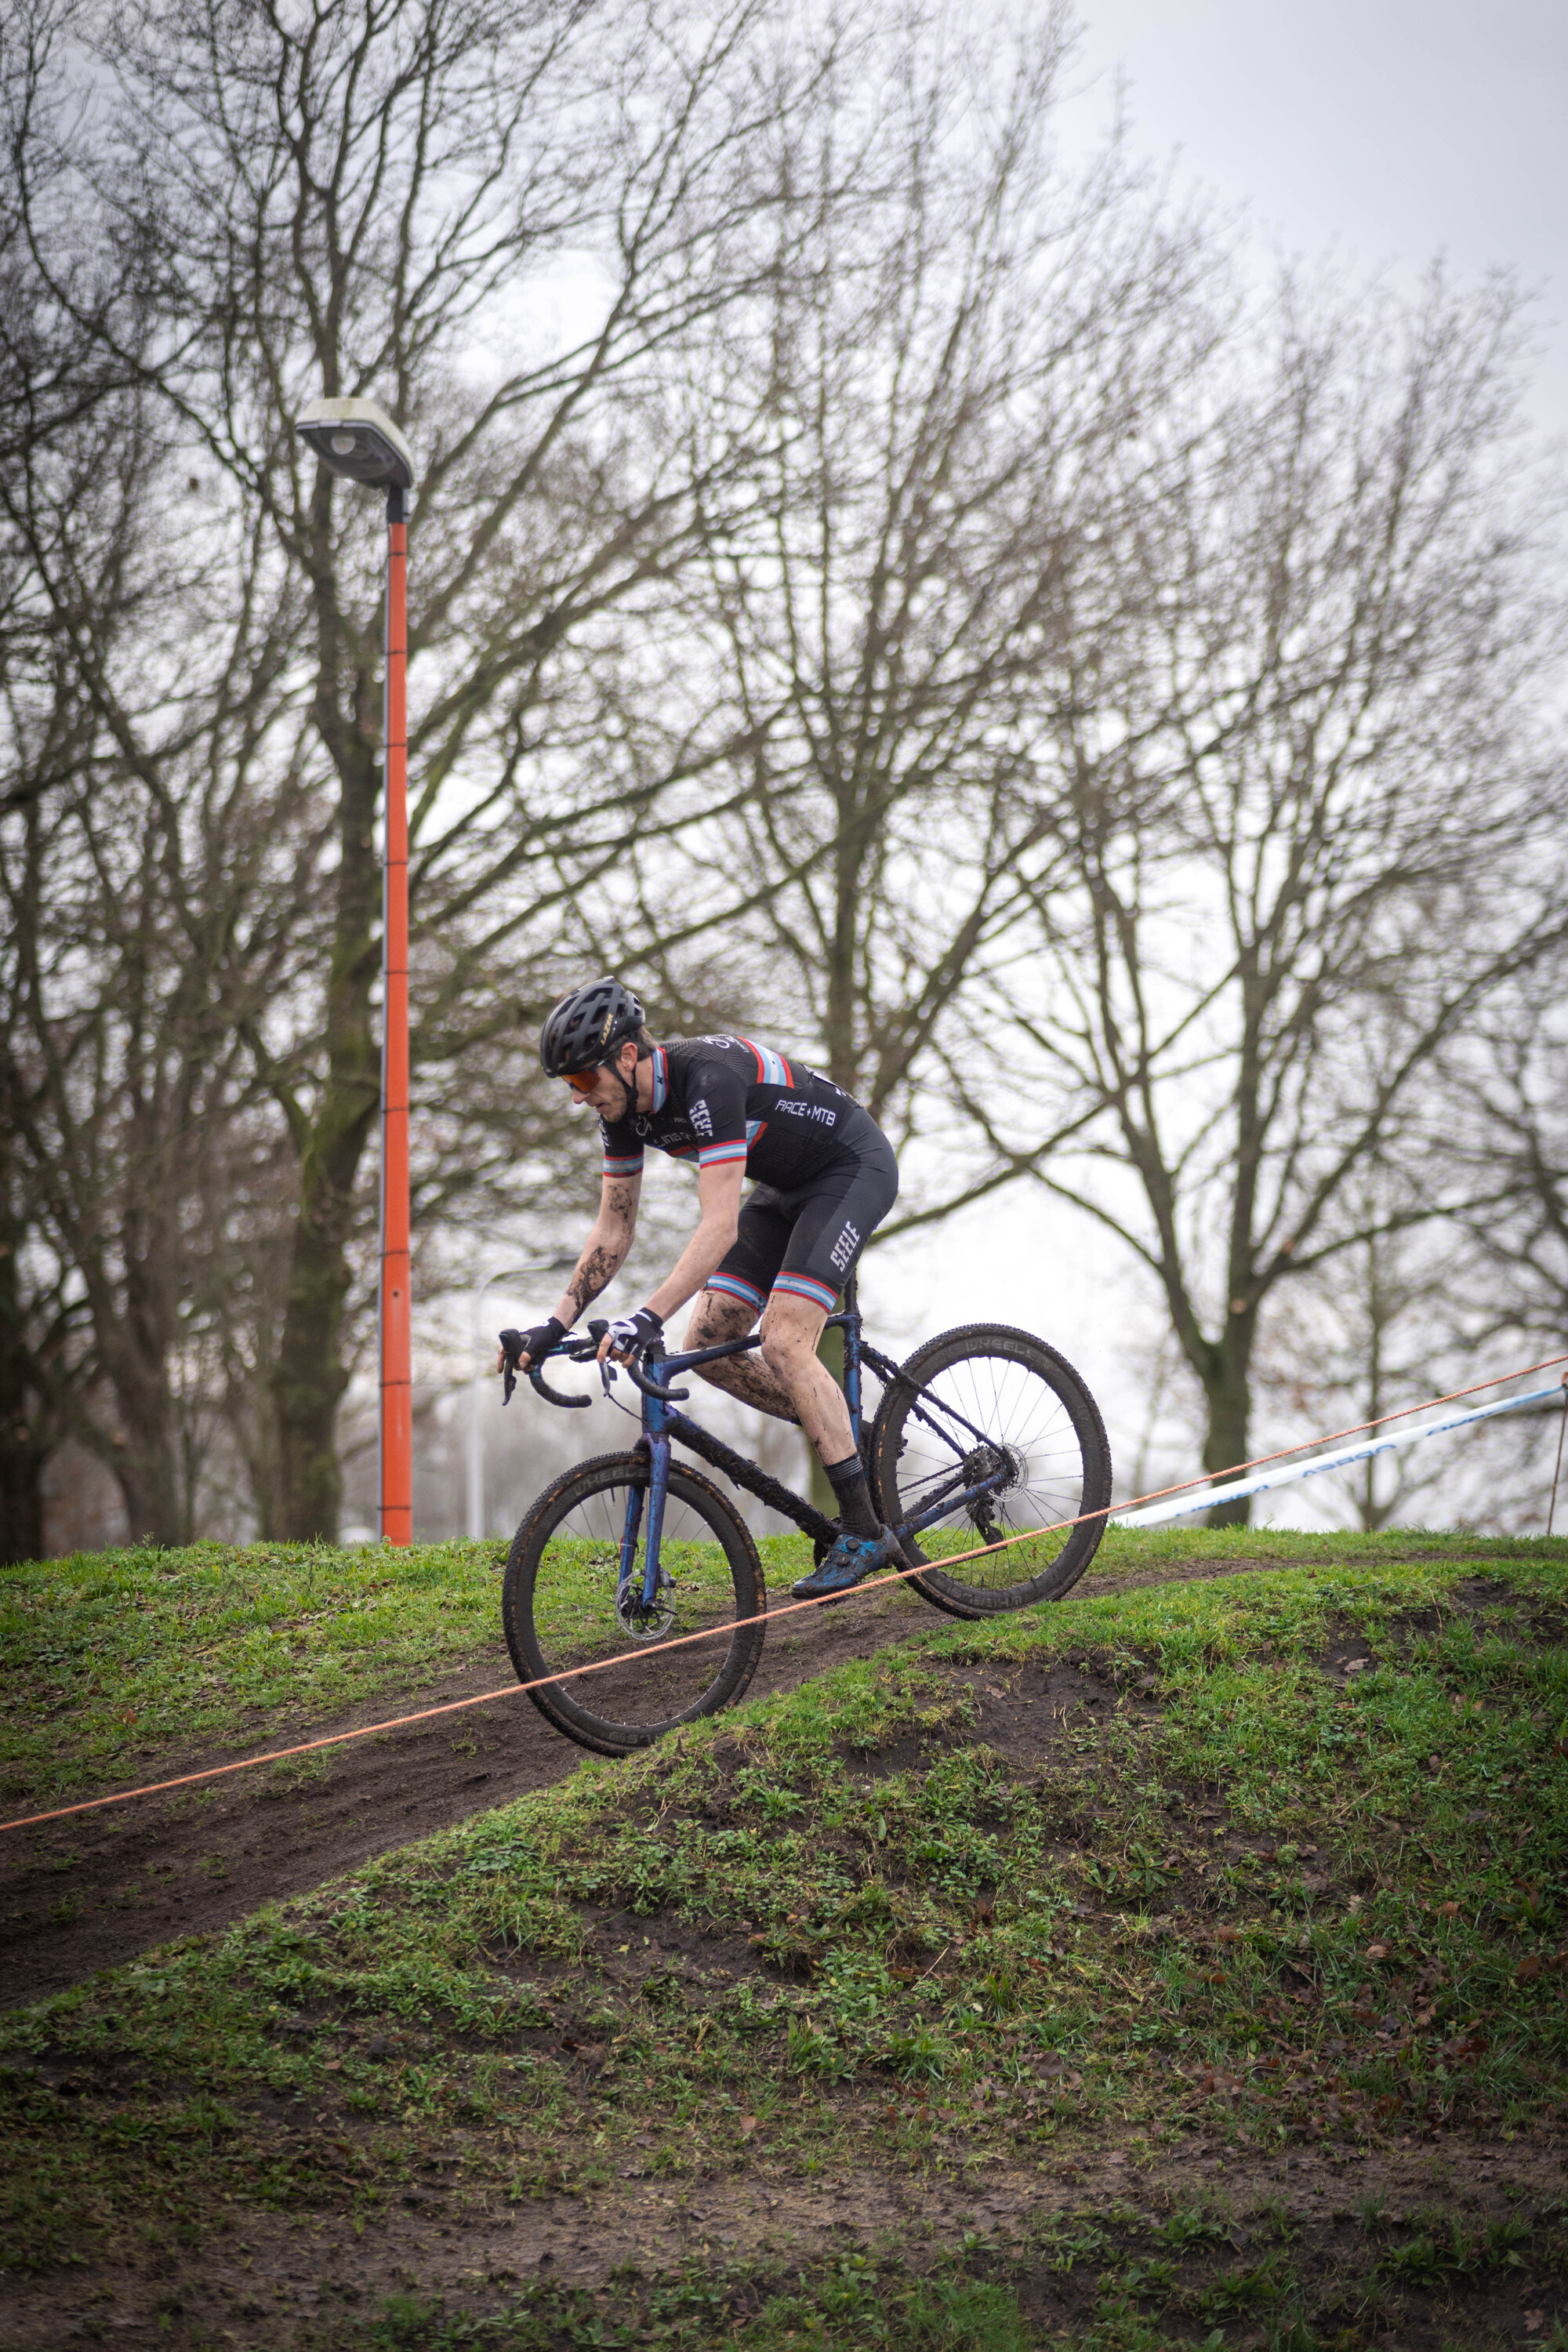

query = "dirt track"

[0,1552,1331,2009]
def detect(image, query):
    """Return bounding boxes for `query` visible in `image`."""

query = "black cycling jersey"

[599,1036,862,1192]
[600,1035,898,1314]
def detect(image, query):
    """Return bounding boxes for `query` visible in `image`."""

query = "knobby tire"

[868,1323,1112,1619]
[503,1452,767,1756]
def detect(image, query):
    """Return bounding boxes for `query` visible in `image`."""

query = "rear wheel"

[868,1325,1112,1618]
[503,1452,767,1755]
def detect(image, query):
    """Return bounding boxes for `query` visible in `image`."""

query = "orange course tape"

[5,1347,1565,1839]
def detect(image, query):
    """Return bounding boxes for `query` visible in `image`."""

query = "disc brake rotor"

[616,1578,676,1642]
[960,1440,1027,1533]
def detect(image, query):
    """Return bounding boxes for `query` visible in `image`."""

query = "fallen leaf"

[739,2115,758,2137]
[1439,1900,1460,1918]
[1366,1942,1392,1962]
[1517,1957,1542,1984]
[1524,2312,1545,2335]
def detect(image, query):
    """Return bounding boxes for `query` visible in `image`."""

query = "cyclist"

[504,975,900,1599]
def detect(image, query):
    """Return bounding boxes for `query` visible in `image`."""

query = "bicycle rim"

[871,1327,1111,1615]
[503,1454,766,1755]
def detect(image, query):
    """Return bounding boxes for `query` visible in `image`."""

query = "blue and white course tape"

[1112,1381,1566,1528]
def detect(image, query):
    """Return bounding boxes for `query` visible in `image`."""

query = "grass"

[2,1532,1567,2343]
[3,1519,1563,1812]
[0,1536,514,1809]
[347,2263,1039,2350]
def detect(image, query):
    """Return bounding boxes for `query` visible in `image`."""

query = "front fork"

[622,1356,673,1611]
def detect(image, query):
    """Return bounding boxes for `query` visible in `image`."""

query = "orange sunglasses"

[563,1068,601,1095]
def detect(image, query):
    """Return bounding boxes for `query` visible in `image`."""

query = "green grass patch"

[3,1532,1568,2339]
[4,1520,1560,1812]
[351,2258,1036,2350]
[0,1536,522,1806]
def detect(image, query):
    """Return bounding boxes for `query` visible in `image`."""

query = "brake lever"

[499,1327,590,1409]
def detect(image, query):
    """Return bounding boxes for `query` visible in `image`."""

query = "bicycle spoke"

[506,1458,766,1753]
[873,1327,1110,1614]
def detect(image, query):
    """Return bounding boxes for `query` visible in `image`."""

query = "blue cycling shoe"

[791,1525,901,1599]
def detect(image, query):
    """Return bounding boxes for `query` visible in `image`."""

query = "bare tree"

[613,6,1218,1171]
[946,267,1568,1515]
[1425,969,1568,1356]
[10,0,898,1535]
[0,352,328,1538]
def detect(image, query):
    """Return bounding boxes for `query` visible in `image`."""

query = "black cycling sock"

[825,1452,879,1538]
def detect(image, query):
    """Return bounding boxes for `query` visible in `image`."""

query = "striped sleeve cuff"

[603,1152,644,1176]
[697,1141,749,1168]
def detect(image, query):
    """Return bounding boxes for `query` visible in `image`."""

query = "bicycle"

[497,1275,1112,1756]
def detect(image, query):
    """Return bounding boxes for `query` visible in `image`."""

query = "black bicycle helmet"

[539,975,645,1078]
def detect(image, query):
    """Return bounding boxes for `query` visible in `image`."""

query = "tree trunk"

[94,1180,185,1544]
[266,481,383,1541]
[1200,1319,1256,1529]
[105,1379,182,1544]
[0,1208,45,1566]
[265,754,381,1539]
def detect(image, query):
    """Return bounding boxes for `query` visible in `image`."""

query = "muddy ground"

[5,1548,1562,2349]
[0,1551,1312,2012]
[2,2132,1564,2348]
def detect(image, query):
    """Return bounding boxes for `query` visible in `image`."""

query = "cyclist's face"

[562,1044,637,1116]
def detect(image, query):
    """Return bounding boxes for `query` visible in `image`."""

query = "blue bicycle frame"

[551,1276,1017,1621]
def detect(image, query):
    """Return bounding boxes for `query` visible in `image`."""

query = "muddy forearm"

[554,1187,637,1326]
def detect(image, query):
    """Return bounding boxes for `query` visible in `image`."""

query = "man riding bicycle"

[505,975,901,1599]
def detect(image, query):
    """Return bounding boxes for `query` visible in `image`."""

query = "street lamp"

[296,396,417,1547]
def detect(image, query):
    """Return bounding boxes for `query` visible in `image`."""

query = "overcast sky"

[474,3,1568,1535]
[1065,0,1568,435]
[864,2,1568,1526]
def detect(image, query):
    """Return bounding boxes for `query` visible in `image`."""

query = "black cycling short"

[706,1109,898,1317]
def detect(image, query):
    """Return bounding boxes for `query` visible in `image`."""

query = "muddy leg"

[684,1290,799,1422]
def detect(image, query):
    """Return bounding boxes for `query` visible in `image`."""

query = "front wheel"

[868,1325,1112,1618]
[503,1452,768,1755]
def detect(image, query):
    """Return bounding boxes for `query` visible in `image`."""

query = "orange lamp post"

[296,397,417,1545]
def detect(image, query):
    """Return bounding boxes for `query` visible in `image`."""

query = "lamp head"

[296,396,414,492]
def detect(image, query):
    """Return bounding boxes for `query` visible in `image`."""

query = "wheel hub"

[616,1579,675,1642]
[961,1440,1025,1534]
[960,1439,1025,1493]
